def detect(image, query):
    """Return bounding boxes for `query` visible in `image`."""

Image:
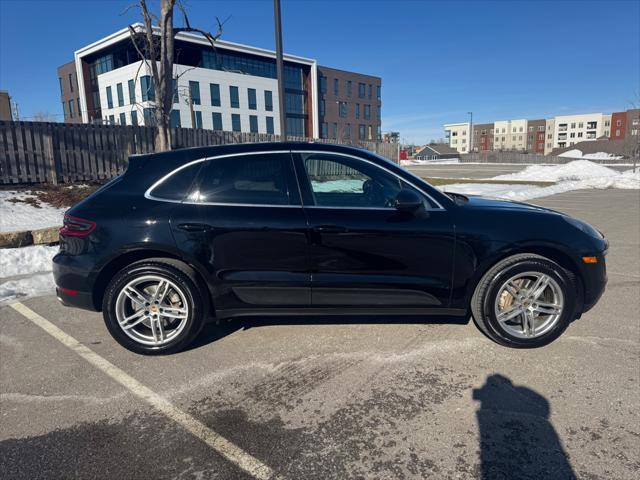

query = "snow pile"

[0,191,66,233]
[558,149,622,160]
[443,161,639,201]
[401,159,460,165]
[0,245,58,304]
[311,179,364,193]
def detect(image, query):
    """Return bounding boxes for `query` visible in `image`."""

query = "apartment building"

[526,119,546,154]
[57,25,381,139]
[0,91,12,121]
[317,66,381,141]
[444,122,471,153]
[552,113,611,150]
[472,123,493,151]
[493,119,528,151]
[610,108,640,140]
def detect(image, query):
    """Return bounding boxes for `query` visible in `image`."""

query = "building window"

[130,110,138,126]
[109,114,115,125]
[286,117,305,137]
[319,75,327,94]
[377,125,381,140]
[189,81,201,105]
[615,129,620,136]
[570,132,575,138]
[358,124,365,140]
[332,122,338,139]
[58,77,64,95]
[347,80,352,97]
[128,79,135,104]
[231,113,241,132]
[368,84,372,99]
[364,105,370,120]
[69,74,74,93]
[266,116,274,134]
[249,115,258,133]
[355,103,360,119]
[68,100,75,117]
[105,86,113,109]
[116,83,124,107]
[210,83,221,106]
[193,110,202,129]
[77,98,81,116]
[333,78,339,96]
[616,119,622,126]
[319,99,325,116]
[587,121,597,129]
[321,122,328,138]
[578,132,583,137]
[211,112,222,130]
[604,130,609,136]
[339,102,347,118]
[632,129,638,136]
[140,76,154,102]
[376,85,381,101]
[119,112,126,125]
[170,110,181,128]
[605,119,610,127]
[230,86,239,108]
[376,105,381,119]
[358,83,365,98]
[264,90,273,111]
[368,125,373,140]
[571,122,576,128]
[248,88,257,110]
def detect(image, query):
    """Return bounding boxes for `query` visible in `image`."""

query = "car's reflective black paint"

[53,142,607,325]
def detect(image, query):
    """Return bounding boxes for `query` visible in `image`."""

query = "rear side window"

[148,162,203,202]
[189,153,294,205]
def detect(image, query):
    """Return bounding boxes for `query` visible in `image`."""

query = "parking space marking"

[9,302,274,480]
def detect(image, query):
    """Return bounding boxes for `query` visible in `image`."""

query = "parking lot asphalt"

[1,189,639,480]
[405,163,631,179]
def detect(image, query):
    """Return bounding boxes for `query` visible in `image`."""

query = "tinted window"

[150,162,203,202]
[302,153,428,209]
[192,153,293,205]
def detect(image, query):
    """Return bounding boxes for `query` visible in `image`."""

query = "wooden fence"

[461,151,630,165]
[0,121,399,185]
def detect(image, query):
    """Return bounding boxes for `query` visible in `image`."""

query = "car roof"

[130,142,385,166]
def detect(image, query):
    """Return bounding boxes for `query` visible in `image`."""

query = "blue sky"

[0,0,638,143]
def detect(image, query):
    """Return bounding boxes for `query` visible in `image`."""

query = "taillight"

[60,215,96,237]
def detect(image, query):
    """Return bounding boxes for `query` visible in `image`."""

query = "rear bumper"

[52,253,100,312]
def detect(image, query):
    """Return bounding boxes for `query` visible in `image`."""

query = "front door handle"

[177,223,212,232]
[313,225,348,234]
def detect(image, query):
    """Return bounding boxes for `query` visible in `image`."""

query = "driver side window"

[302,153,405,208]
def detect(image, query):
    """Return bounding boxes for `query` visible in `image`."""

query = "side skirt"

[216,307,468,320]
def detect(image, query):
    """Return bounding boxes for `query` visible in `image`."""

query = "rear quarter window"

[148,162,204,202]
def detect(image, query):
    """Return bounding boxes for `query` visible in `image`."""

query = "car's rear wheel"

[471,254,578,348]
[103,259,206,355]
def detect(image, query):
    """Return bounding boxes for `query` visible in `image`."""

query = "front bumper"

[580,244,608,313]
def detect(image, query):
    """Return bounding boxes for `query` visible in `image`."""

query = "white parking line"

[9,302,274,480]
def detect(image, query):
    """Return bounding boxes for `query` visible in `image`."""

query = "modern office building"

[443,122,471,153]
[57,61,82,124]
[57,24,381,140]
[317,66,382,141]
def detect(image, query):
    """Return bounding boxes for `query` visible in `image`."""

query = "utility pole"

[274,0,287,140]
[468,111,473,153]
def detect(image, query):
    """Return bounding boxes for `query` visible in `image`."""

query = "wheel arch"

[92,249,213,314]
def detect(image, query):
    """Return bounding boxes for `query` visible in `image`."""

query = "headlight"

[563,216,603,239]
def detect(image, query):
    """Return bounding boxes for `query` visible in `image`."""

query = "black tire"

[471,254,578,348]
[102,258,207,355]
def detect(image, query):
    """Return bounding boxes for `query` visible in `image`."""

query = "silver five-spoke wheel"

[494,271,564,339]
[115,275,189,347]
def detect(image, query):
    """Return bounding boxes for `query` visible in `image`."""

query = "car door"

[169,150,311,313]
[292,150,455,310]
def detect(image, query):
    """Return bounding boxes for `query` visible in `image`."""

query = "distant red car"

[399,149,408,160]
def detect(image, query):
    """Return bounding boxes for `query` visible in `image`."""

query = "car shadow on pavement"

[473,374,576,480]
[186,314,470,352]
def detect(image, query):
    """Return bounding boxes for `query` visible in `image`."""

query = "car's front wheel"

[103,259,206,355]
[471,254,578,348]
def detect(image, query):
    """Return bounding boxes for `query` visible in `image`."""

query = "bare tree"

[127,0,223,151]
[32,111,58,122]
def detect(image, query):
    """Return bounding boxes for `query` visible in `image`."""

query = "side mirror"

[394,189,423,212]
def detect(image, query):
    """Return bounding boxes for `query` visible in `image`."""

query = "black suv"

[53,143,607,354]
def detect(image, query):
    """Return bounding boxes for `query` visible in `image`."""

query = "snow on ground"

[558,149,623,160]
[312,179,364,192]
[443,161,640,201]
[401,159,460,165]
[0,191,66,233]
[0,245,58,304]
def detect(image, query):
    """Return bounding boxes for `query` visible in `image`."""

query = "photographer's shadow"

[473,374,576,480]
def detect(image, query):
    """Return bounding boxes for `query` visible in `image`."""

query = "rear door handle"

[313,225,348,234]
[177,223,212,232]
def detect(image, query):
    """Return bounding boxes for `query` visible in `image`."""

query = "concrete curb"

[0,227,59,249]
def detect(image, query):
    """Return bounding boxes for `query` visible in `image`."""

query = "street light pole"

[273,0,287,140]
[468,111,473,153]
